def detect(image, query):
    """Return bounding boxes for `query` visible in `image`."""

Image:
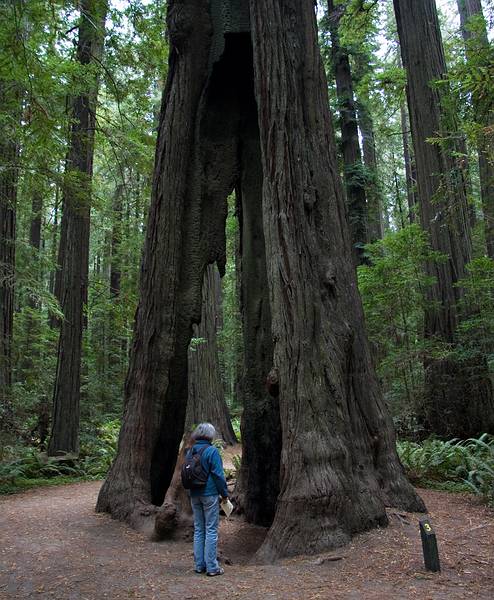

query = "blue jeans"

[190,495,220,573]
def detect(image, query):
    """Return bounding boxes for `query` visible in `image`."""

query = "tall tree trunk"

[400,102,417,223]
[457,0,494,257]
[327,0,368,263]
[106,183,123,412]
[357,98,383,241]
[97,0,423,557]
[353,49,383,242]
[110,184,123,299]
[0,80,19,433]
[48,0,108,456]
[48,170,60,299]
[394,0,494,437]
[186,263,237,445]
[20,191,43,376]
[251,0,423,561]
[27,190,43,317]
[0,0,21,433]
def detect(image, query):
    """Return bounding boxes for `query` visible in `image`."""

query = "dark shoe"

[194,568,206,574]
[207,568,224,577]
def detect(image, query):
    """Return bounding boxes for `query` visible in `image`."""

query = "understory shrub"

[0,419,120,494]
[397,434,494,505]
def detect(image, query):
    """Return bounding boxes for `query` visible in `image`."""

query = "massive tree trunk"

[97,0,423,558]
[457,0,494,258]
[96,0,232,525]
[186,263,237,445]
[48,0,108,456]
[251,0,423,561]
[394,0,494,437]
[327,0,368,262]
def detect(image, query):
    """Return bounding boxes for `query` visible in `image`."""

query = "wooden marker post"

[419,518,441,572]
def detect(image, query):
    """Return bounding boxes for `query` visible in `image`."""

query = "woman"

[188,423,229,576]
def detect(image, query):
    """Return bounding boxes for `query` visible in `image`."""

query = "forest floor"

[1,459,493,599]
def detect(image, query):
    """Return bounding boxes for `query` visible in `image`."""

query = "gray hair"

[191,422,216,442]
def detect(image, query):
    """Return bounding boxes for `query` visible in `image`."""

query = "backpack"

[181,445,210,489]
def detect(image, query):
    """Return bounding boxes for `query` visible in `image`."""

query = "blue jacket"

[188,440,229,498]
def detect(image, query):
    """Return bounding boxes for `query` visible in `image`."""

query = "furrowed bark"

[96,1,241,525]
[251,0,424,561]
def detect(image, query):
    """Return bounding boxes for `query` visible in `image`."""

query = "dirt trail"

[1,482,493,599]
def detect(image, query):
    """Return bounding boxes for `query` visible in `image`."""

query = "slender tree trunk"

[400,103,417,223]
[352,49,384,242]
[49,171,60,299]
[358,98,383,241]
[457,0,494,257]
[327,0,368,262]
[28,190,43,310]
[186,263,237,445]
[21,191,43,375]
[110,184,123,299]
[97,0,423,557]
[394,0,494,437]
[29,193,43,257]
[48,0,108,456]
[106,183,124,411]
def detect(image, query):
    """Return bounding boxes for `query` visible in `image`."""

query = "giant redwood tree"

[97,0,424,558]
[394,0,494,436]
[49,0,108,455]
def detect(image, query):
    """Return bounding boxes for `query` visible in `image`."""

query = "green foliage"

[397,434,494,506]
[231,417,241,443]
[0,419,120,494]
[456,257,494,368]
[358,225,445,425]
[232,454,242,477]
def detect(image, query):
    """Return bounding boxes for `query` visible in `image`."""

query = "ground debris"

[313,554,346,565]
[0,483,493,599]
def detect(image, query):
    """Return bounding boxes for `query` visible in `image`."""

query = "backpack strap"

[193,444,211,472]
